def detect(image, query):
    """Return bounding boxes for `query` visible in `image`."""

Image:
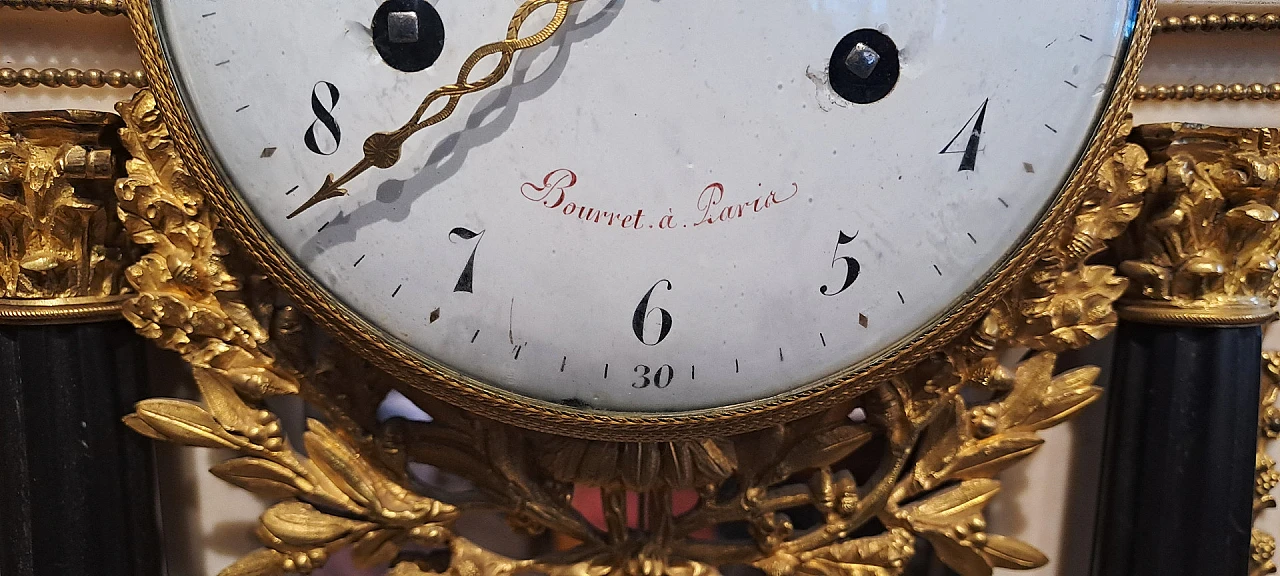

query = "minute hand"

[288,0,583,219]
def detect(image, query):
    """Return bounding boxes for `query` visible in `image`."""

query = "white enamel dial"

[151,0,1138,412]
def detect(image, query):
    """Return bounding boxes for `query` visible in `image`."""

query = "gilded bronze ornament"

[1113,124,1280,326]
[1256,352,1280,576]
[116,88,1150,576]
[0,110,134,323]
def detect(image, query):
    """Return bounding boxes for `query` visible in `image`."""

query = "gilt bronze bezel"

[124,0,1156,440]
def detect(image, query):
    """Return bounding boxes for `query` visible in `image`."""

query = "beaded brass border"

[1138,12,1280,104]
[0,68,147,89]
[124,0,1155,441]
[1135,83,1280,102]
[1152,13,1280,34]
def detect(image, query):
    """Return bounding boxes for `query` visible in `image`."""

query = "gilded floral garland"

[1257,353,1280,576]
[115,87,1147,576]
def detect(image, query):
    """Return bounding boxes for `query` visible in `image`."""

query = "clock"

[127,0,1150,439]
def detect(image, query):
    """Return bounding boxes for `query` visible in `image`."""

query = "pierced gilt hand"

[289,0,585,218]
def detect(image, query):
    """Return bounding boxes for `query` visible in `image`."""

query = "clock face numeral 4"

[820,231,862,297]
[633,280,673,346]
[448,227,485,293]
[304,81,342,156]
[940,98,989,172]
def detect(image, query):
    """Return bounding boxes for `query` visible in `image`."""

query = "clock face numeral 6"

[149,0,1143,416]
[940,98,990,172]
[632,280,674,347]
[303,81,342,156]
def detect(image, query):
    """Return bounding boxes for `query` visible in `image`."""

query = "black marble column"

[0,321,162,576]
[1090,323,1259,576]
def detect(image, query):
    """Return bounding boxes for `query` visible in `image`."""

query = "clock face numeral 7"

[633,280,673,346]
[820,231,862,296]
[940,98,989,172]
[303,81,342,156]
[448,227,485,293]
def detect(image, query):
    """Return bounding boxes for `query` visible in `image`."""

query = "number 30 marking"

[632,364,674,389]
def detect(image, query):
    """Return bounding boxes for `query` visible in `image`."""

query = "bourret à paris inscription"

[520,168,799,232]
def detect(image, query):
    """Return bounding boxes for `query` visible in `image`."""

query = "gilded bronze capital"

[1114,123,1280,326]
[0,110,134,323]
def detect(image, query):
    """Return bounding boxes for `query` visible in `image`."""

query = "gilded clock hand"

[288,0,584,219]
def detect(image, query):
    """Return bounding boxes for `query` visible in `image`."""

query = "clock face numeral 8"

[151,0,1141,414]
[303,81,342,156]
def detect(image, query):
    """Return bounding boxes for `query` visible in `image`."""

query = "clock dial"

[148,0,1139,413]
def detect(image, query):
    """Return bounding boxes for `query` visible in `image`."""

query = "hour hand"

[287,174,347,219]
[287,131,403,219]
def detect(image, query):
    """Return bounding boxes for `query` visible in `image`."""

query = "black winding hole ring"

[828,28,900,104]
[372,0,446,73]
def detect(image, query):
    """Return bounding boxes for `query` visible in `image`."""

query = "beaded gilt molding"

[1137,12,1280,103]
[114,85,1149,576]
[0,0,144,91]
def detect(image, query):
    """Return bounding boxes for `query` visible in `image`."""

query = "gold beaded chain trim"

[0,1,140,89]
[1135,83,1280,102]
[0,0,122,16]
[1153,13,1280,34]
[1140,14,1280,103]
[0,68,147,89]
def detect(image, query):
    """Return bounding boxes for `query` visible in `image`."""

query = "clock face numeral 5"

[304,81,342,156]
[820,231,862,297]
[940,98,990,172]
